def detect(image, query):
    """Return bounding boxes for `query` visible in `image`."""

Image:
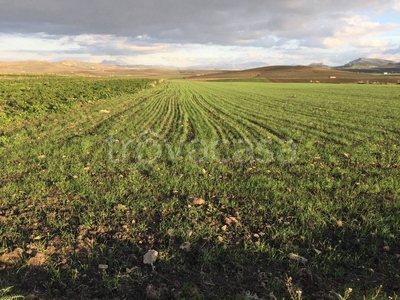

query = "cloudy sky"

[1,0,400,68]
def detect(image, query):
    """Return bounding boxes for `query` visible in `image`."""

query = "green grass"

[0,74,152,126]
[0,79,399,299]
[208,78,270,83]
[0,286,24,300]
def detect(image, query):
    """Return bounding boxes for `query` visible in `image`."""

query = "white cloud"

[354,39,391,48]
[393,2,400,12]
[322,15,400,48]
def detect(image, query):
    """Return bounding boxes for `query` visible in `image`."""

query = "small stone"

[192,198,205,205]
[179,242,191,251]
[143,250,158,265]
[98,264,108,270]
[288,253,308,264]
[221,225,227,231]
[224,216,239,225]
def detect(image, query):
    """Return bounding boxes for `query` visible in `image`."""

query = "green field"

[0,77,399,299]
[0,75,152,126]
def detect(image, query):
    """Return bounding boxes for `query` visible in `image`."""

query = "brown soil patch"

[28,253,47,267]
[0,248,24,265]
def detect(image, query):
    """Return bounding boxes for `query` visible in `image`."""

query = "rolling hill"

[187,65,400,83]
[0,60,220,78]
[1,58,399,82]
[0,60,124,75]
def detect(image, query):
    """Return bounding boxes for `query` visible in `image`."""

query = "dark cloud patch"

[0,0,397,45]
[384,45,400,55]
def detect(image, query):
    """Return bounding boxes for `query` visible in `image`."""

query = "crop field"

[0,75,152,126]
[188,65,400,84]
[0,77,400,299]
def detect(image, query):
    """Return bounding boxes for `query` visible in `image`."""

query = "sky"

[1,0,400,68]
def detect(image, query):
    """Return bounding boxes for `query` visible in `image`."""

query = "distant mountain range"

[309,62,330,69]
[334,58,400,73]
[308,58,400,70]
[102,57,399,71]
[188,64,400,83]
[101,60,268,70]
[101,60,178,69]
[100,59,126,66]
[1,57,399,75]
[338,57,397,68]
[185,61,269,70]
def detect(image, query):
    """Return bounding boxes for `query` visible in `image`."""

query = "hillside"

[1,59,399,82]
[57,60,122,70]
[338,57,396,68]
[0,60,124,75]
[309,62,330,69]
[335,58,400,74]
[0,60,219,78]
[187,65,400,83]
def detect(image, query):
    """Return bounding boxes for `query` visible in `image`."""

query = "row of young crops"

[0,79,399,299]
